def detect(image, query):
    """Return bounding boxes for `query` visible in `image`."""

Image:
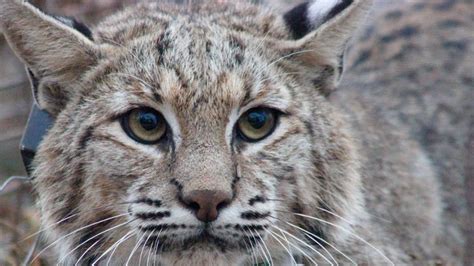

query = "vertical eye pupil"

[247,111,267,129]
[138,111,159,131]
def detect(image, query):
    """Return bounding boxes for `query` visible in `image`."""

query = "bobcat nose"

[183,190,232,222]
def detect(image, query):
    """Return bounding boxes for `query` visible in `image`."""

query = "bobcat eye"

[121,107,167,144]
[237,108,277,142]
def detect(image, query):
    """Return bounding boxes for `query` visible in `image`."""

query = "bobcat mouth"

[142,227,263,253]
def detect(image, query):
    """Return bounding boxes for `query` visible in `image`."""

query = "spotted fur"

[0,0,470,264]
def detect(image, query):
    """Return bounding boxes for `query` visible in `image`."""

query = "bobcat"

[0,0,470,264]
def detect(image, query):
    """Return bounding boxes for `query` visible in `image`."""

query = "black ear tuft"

[283,2,311,39]
[284,0,355,40]
[325,0,354,22]
[53,15,93,40]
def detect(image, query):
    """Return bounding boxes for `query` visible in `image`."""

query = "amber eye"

[121,108,167,144]
[237,108,277,142]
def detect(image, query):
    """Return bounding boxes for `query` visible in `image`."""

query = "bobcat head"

[0,0,371,264]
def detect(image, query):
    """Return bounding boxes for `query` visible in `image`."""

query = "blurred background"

[0,0,470,265]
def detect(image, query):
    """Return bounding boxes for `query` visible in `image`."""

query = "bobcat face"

[0,0,370,264]
[47,19,314,263]
[90,26,297,256]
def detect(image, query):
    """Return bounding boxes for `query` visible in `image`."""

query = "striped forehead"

[104,23,290,114]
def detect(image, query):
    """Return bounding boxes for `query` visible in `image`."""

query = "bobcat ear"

[0,0,98,115]
[281,0,372,96]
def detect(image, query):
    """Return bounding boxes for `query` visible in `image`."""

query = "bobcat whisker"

[246,229,259,265]
[240,230,256,265]
[248,228,271,265]
[97,229,136,266]
[284,212,394,265]
[315,204,391,225]
[31,213,129,264]
[249,229,273,265]
[109,229,137,266]
[138,230,155,266]
[92,230,129,266]
[270,223,333,265]
[253,228,274,266]
[266,213,341,265]
[22,203,129,242]
[263,227,298,266]
[75,238,102,265]
[244,227,263,265]
[284,219,355,265]
[126,230,147,266]
[146,234,156,266]
[268,226,318,265]
[153,229,164,266]
[58,219,133,264]
[277,225,294,260]
[147,228,163,265]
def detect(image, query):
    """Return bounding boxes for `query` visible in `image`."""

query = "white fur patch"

[308,0,342,28]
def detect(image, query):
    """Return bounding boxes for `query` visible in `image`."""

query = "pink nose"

[183,190,232,222]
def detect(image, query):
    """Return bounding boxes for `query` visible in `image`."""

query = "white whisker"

[253,228,274,266]
[126,231,147,265]
[106,230,136,266]
[241,231,256,265]
[285,220,355,265]
[270,215,337,265]
[263,228,298,266]
[292,213,394,265]
[152,230,160,266]
[58,220,132,264]
[23,204,128,242]
[245,228,264,264]
[31,213,128,263]
[270,226,319,265]
[243,229,258,265]
[138,230,155,266]
[75,238,102,265]
[271,224,332,265]
[147,228,162,266]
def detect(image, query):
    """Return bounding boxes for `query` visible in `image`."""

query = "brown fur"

[0,0,469,264]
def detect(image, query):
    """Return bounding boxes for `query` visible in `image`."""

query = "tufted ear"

[0,0,98,115]
[281,0,372,96]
